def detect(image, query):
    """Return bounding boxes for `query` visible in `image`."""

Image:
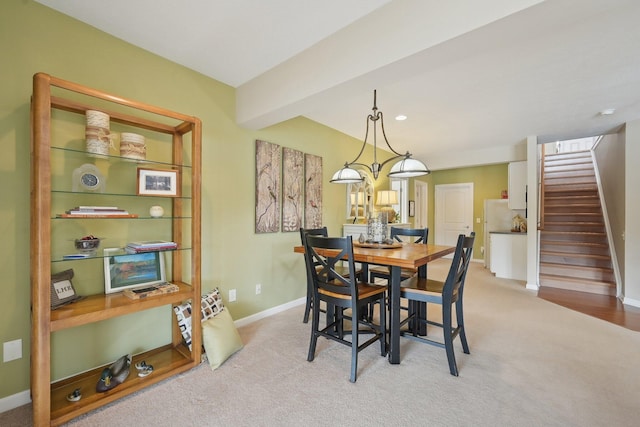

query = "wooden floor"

[538,287,640,332]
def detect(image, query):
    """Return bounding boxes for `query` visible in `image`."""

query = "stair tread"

[539,273,615,286]
[540,250,611,260]
[542,220,603,224]
[540,240,608,247]
[545,195,599,199]
[539,262,613,272]
[540,230,606,236]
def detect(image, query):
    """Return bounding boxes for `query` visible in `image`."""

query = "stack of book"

[123,282,180,300]
[59,206,138,218]
[125,240,178,253]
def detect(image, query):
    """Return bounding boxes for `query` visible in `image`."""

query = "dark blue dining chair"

[399,232,475,376]
[303,234,387,382]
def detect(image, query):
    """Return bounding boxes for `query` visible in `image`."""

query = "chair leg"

[442,303,458,376]
[307,299,320,362]
[379,295,387,356]
[303,290,312,323]
[350,308,358,383]
[456,299,470,354]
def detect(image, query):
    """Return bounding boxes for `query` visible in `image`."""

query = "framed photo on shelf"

[408,200,415,217]
[137,168,180,197]
[103,248,167,294]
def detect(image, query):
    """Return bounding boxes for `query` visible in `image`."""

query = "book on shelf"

[75,206,122,211]
[125,240,178,253]
[66,208,128,214]
[123,282,180,300]
[58,213,138,218]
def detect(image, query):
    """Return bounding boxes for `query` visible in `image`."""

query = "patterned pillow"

[173,288,224,350]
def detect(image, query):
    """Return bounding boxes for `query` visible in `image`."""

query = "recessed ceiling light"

[600,108,615,115]
[395,115,407,121]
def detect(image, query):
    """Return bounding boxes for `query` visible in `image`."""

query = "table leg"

[388,265,401,364]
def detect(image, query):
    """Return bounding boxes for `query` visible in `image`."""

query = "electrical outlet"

[3,339,22,362]
[480,246,485,254]
[229,289,236,302]
[256,284,261,295]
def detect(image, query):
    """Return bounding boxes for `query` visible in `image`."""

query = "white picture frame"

[137,168,180,197]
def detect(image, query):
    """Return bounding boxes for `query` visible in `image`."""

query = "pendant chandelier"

[330,90,430,184]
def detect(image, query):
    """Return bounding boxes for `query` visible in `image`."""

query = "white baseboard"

[0,298,306,415]
[0,390,30,414]
[233,297,305,328]
[623,296,640,308]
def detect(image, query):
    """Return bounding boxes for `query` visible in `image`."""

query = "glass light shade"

[376,190,398,205]
[387,157,430,178]
[330,166,364,183]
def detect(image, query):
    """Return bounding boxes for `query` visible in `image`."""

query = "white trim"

[0,298,307,415]
[623,296,640,309]
[526,282,540,291]
[233,297,305,328]
[0,390,31,414]
[590,149,623,297]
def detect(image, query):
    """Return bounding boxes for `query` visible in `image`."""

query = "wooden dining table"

[294,241,455,364]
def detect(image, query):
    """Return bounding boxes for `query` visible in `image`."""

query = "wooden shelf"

[50,281,193,331]
[50,345,195,426]
[31,72,202,426]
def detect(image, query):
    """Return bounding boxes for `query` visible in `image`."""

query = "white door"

[435,183,474,246]
[414,180,428,229]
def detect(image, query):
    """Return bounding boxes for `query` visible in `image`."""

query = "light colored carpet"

[3,260,640,426]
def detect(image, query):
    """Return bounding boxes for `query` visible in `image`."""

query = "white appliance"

[483,199,513,268]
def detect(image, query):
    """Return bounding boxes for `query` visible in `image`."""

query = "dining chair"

[399,232,475,376]
[299,227,362,323]
[369,226,429,284]
[367,227,428,323]
[303,234,387,383]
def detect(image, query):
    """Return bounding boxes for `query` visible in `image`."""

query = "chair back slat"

[390,226,428,244]
[304,235,358,299]
[300,226,329,276]
[443,232,475,301]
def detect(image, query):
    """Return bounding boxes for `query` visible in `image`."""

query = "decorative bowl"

[75,236,101,253]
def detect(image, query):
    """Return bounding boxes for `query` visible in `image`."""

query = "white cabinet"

[489,232,526,280]
[508,161,527,210]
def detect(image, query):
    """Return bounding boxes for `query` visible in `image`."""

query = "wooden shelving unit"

[30,73,202,426]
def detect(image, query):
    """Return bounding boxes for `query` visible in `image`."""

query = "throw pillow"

[201,308,243,370]
[173,288,224,350]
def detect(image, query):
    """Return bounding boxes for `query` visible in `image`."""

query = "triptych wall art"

[255,140,322,233]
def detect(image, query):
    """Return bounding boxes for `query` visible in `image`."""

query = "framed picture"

[103,248,167,294]
[137,168,180,197]
[408,200,415,217]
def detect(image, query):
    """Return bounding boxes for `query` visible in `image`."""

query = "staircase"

[539,150,616,296]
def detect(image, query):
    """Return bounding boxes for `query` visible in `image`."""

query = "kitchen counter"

[489,230,527,235]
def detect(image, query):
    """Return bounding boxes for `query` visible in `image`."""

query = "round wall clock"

[72,163,106,193]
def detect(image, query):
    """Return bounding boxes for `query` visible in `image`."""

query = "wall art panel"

[304,154,323,228]
[255,139,281,233]
[282,147,304,232]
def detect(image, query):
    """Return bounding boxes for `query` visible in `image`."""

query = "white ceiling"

[36,0,640,170]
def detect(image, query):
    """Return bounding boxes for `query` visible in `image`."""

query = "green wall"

[0,0,388,399]
[0,0,507,401]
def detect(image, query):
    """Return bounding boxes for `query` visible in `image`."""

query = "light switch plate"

[3,339,22,362]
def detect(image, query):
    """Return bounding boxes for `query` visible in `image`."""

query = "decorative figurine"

[135,360,154,377]
[66,388,82,402]
[96,354,131,393]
